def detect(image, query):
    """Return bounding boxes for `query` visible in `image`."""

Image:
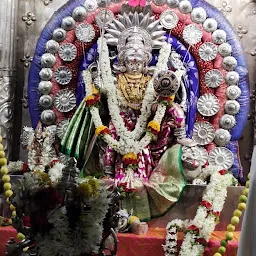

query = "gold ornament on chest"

[118,73,151,110]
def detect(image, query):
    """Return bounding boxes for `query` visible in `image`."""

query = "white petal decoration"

[197,94,219,117]
[160,10,179,30]
[222,56,237,71]
[225,100,240,115]
[59,43,77,62]
[226,86,241,100]
[192,121,215,146]
[208,147,234,169]
[75,23,95,43]
[205,69,223,88]
[220,114,236,130]
[183,24,203,45]
[54,90,76,113]
[54,66,72,85]
[218,43,232,57]
[199,42,218,61]
[178,0,192,14]
[225,71,240,85]
[57,119,70,139]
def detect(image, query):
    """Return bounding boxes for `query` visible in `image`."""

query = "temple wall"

[1,0,255,174]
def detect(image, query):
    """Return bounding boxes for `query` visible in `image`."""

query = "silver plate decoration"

[75,23,95,43]
[39,68,53,81]
[203,18,218,33]
[226,85,241,100]
[61,16,76,31]
[54,66,72,85]
[54,90,76,113]
[191,7,207,24]
[152,0,166,5]
[183,24,203,45]
[166,0,179,8]
[222,56,237,71]
[199,42,218,61]
[56,119,70,139]
[225,100,240,115]
[212,29,226,45]
[205,69,223,88]
[38,81,53,95]
[41,109,56,126]
[197,93,219,117]
[220,114,236,130]
[214,129,231,146]
[46,40,60,54]
[41,53,56,68]
[178,0,192,14]
[192,121,215,146]
[39,95,53,109]
[160,10,179,30]
[84,0,98,12]
[208,147,234,170]
[72,6,87,22]
[52,28,67,42]
[218,43,232,57]
[59,43,77,62]
[95,9,114,29]
[182,145,208,166]
[225,71,240,85]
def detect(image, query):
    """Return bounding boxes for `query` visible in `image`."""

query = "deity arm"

[179,80,187,112]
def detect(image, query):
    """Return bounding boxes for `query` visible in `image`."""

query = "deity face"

[125,60,144,75]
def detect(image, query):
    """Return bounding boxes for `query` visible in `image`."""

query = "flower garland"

[164,170,237,256]
[83,37,171,156]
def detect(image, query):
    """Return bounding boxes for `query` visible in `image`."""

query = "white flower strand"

[164,171,234,256]
[83,37,170,156]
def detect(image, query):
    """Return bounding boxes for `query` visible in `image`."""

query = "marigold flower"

[77,182,93,198]
[95,125,110,136]
[123,153,138,167]
[147,121,160,133]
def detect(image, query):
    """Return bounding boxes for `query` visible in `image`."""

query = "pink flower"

[128,0,146,7]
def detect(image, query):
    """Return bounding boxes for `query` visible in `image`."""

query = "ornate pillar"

[0,0,18,158]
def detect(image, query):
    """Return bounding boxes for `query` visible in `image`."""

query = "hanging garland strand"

[213,173,249,256]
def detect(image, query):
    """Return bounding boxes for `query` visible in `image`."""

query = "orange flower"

[123,153,138,167]
[84,94,100,107]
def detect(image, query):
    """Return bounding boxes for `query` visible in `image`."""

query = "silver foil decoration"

[218,43,232,57]
[166,0,179,8]
[39,68,53,81]
[52,28,67,42]
[54,90,76,113]
[197,94,219,117]
[39,95,53,109]
[41,53,56,68]
[199,42,218,61]
[222,56,238,71]
[75,23,95,43]
[41,109,56,125]
[72,6,87,22]
[56,119,70,139]
[97,0,111,8]
[152,0,167,6]
[46,40,60,54]
[191,7,207,24]
[225,100,240,115]
[203,18,218,33]
[208,147,234,170]
[178,0,192,14]
[212,29,227,44]
[59,43,77,62]
[205,69,223,88]
[84,0,98,12]
[220,114,236,130]
[225,71,240,85]
[61,16,76,31]
[54,66,72,85]
[95,9,114,29]
[214,128,231,146]
[160,10,179,30]
[226,85,241,100]
[38,81,53,95]
[183,24,203,45]
[192,121,215,146]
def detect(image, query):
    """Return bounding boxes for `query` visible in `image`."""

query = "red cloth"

[117,228,240,256]
[0,227,239,255]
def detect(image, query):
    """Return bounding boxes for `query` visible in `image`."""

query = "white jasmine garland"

[83,37,171,156]
[164,170,235,256]
[48,162,65,183]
